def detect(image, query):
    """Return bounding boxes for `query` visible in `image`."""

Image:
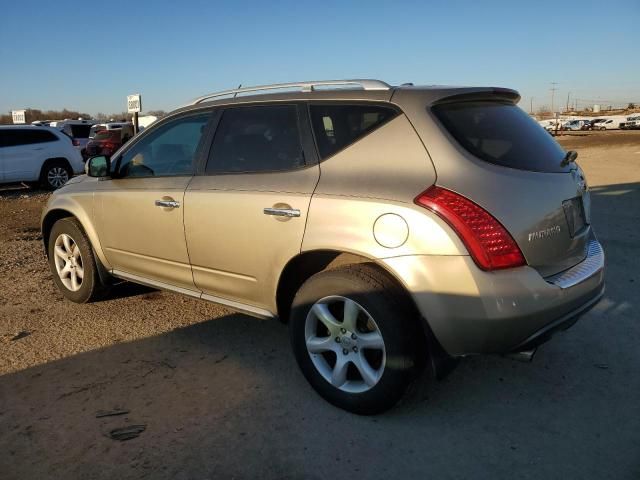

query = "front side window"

[309,104,399,159]
[116,113,210,178]
[206,105,304,174]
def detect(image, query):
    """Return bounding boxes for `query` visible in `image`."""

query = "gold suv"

[42,80,605,414]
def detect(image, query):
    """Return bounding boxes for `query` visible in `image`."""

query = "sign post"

[12,110,26,124]
[127,94,142,135]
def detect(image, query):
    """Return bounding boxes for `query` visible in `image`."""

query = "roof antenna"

[234,84,242,98]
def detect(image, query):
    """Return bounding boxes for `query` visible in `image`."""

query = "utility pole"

[566,92,571,113]
[550,82,558,115]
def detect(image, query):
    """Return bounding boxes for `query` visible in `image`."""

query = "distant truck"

[623,115,640,130]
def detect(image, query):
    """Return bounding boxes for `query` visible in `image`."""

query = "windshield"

[432,101,569,173]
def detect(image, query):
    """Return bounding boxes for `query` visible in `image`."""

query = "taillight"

[72,139,80,146]
[415,186,526,271]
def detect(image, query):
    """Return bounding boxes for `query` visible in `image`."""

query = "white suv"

[0,126,84,189]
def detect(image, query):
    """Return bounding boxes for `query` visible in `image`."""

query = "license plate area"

[563,197,587,237]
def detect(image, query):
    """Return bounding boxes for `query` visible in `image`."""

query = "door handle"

[155,199,180,209]
[263,207,300,218]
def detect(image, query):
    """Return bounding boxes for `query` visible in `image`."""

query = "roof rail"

[190,79,391,105]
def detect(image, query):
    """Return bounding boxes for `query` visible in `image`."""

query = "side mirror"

[85,155,111,177]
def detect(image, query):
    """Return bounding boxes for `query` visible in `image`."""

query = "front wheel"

[289,264,423,414]
[48,218,106,303]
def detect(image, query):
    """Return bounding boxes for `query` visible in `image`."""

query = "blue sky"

[1,0,638,115]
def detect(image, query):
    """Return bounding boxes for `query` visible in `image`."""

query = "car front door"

[95,111,213,292]
[184,104,319,315]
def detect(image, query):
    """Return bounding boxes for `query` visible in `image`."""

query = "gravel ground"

[0,132,639,479]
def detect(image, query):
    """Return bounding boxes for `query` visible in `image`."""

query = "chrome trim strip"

[111,270,275,319]
[546,240,604,289]
[191,79,391,105]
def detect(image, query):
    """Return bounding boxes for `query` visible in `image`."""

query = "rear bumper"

[508,286,603,352]
[381,240,605,356]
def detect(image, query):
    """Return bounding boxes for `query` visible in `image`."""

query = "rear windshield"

[432,101,569,173]
[70,124,91,138]
[94,130,120,141]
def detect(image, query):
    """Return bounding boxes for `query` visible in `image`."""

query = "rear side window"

[206,105,304,174]
[432,101,568,173]
[310,104,399,159]
[0,128,59,147]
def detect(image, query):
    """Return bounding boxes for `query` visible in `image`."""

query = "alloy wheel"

[305,295,386,393]
[53,233,84,291]
[48,167,69,188]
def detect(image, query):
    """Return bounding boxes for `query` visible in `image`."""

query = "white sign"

[12,110,26,124]
[127,94,142,113]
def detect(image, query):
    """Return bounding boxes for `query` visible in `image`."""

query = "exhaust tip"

[505,348,537,363]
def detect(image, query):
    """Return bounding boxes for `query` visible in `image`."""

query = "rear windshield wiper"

[561,150,578,167]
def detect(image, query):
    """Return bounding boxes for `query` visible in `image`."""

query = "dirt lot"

[1,131,639,479]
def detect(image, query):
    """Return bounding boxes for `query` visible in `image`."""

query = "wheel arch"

[276,249,416,323]
[41,201,110,271]
[40,157,72,175]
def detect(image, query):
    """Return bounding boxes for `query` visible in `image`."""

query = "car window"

[94,131,121,141]
[0,128,59,147]
[206,105,304,174]
[432,101,569,173]
[70,124,91,138]
[117,113,210,178]
[309,104,399,159]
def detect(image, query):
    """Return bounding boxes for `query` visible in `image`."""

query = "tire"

[289,263,423,414]
[600,127,606,131]
[47,218,106,303]
[40,159,72,190]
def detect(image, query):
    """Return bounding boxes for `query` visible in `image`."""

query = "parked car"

[594,118,622,130]
[564,119,589,131]
[84,129,132,159]
[541,119,564,133]
[582,118,606,130]
[0,125,84,189]
[89,122,133,139]
[41,80,605,414]
[45,119,96,157]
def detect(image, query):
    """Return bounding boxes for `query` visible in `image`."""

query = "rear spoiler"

[432,88,521,106]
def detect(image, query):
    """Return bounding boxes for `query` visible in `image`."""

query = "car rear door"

[94,111,214,292]
[184,103,319,314]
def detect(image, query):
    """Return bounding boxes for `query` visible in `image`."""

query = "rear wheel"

[40,160,72,190]
[290,263,423,414]
[48,218,106,303]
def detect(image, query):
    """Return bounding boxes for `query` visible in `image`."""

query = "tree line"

[1,108,166,125]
